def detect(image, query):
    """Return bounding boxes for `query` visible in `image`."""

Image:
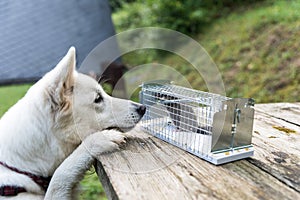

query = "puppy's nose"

[136,104,146,116]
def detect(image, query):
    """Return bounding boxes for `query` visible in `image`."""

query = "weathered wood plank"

[255,103,300,126]
[251,103,300,192]
[97,131,299,199]
[96,103,300,199]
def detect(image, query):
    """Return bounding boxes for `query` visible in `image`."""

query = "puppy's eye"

[94,93,103,103]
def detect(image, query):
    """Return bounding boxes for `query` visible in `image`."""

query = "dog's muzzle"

[106,103,146,133]
[135,104,146,117]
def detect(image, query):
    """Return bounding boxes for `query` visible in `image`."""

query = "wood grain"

[96,103,300,200]
[251,103,300,192]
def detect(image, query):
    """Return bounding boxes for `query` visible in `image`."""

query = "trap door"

[211,98,254,152]
[234,99,255,147]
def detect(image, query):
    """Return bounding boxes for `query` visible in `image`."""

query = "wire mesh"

[140,83,229,156]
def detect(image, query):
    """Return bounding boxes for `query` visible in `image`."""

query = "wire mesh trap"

[139,81,255,165]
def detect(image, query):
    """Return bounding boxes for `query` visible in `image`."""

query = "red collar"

[0,161,52,194]
[0,185,26,196]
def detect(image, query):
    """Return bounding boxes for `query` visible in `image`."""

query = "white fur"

[0,47,144,199]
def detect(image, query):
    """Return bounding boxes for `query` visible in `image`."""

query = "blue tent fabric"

[0,0,117,85]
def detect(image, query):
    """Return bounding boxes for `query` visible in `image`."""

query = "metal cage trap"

[139,81,255,165]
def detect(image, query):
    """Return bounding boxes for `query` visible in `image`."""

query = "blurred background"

[0,0,299,199]
[111,0,300,103]
[0,0,119,85]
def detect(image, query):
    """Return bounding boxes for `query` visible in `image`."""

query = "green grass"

[80,169,107,200]
[0,85,106,200]
[118,0,300,103]
[196,0,300,102]
[0,84,32,116]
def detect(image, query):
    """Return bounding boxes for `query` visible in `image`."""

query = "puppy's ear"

[47,47,76,112]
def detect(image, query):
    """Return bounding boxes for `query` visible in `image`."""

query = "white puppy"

[0,47,145,199]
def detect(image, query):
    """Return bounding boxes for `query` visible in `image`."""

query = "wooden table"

[96,103,300,200]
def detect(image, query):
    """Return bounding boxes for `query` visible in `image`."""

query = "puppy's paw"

[102,129,126,145]
[83,130,126,157]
